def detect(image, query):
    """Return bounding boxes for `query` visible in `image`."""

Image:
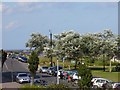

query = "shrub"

[46,84,70,90]
[20,85,45,90]
[78,64,93,89]
[112,63,120,72]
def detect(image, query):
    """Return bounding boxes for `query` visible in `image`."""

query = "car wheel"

[19,81,22,84]
[93,85,98,88]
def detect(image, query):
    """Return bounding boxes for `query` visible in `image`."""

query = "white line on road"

[5,62,9,71]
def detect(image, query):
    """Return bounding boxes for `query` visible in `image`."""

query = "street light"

[49,30,53,67]
[56,51,59,84]
[57,56,59,84]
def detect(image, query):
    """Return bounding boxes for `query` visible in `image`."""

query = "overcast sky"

[1,1,118,50]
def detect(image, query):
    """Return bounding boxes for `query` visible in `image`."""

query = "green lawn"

[92,70,120,82]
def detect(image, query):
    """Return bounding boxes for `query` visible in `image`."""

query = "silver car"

[38,66,48,73]
[16,73,30,83]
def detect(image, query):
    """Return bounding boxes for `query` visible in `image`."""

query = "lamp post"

[49,30,53,67]
[56,51,59,84]
[57,56,59,84]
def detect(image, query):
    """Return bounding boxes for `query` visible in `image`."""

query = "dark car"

[18,56,28,63]
[51,66,63,76]
[29,74,41,83]
[47,67,54,75]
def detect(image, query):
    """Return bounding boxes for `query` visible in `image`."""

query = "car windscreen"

[42,67,48,69]
[21,57,27,60]
[19,74,28,77]
[34,75,40,78]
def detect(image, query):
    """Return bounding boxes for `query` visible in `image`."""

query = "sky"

[1,1,119,50]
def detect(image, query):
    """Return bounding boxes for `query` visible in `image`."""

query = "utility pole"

[57,56,59,84]
[49,30,53,67]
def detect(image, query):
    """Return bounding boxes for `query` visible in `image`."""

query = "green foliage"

[20,84,70,90]
[20,84,45,90]
[28,51,39,75]
[46,84,70,90]
[78,64,93,88]
[28,51,39,85]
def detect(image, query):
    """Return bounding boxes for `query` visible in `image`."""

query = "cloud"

[5,21,19,30]
[0,3,2,13]
[3,2,56,14]
[2,3,14,14]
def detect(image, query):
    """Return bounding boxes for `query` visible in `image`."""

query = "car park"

[38,66,48,73]
[16,73,30,84]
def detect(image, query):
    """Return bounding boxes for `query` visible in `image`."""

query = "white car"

[112,83,120,89]
[72,73,81,80]
[38,66,48,73]
[16,73,30,84]
[92,78,112,88]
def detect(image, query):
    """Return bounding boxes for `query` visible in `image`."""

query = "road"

[1,58,68,89]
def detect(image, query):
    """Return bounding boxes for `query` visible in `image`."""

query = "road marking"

[5,62,9,71]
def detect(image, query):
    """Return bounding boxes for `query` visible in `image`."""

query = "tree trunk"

[103,54,105,72]
[74,60,77,69]
[30,76,34,86]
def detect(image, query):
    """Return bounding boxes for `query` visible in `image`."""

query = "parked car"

[52,66,63,76]
[16,73,30,83]
[53,69,64,77]
[38,66,48,73]
[92,78,112,88]
[112,83,120,89]
[72,73,81,80]
[18,56,28,63]
[51,66,63,76]
[29,74,41,83]
[47,67,54,75]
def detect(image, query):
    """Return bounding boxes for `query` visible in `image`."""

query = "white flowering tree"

[79,33,99,65]
[54,31,82,69]
[26,32,49,54]
[95,30,117,71]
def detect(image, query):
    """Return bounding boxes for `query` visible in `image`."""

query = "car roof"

[94,78,112,82]
[17,73,28,76]
[18,73,27,74]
